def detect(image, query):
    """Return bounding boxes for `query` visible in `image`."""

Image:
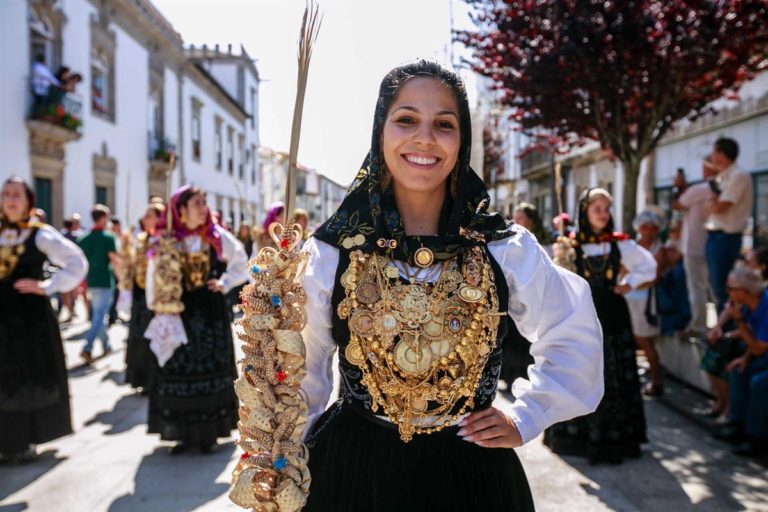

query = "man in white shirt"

[30,54,61,102]
[673,159,717,334]
[705,138,753,310]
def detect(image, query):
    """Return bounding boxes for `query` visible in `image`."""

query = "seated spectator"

[712,267,768,456]
[656,219,691,335]
[746,245,768,284]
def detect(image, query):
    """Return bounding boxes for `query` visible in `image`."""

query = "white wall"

[63,0,150,227]
[655,113,768,187]
[206,61,239,101]
[0,0,31,180]
[181,76,249,224]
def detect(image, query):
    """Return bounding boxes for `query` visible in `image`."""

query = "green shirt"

[78,229,117,289]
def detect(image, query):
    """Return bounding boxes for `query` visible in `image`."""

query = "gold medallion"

[340,270,357,289]
[394,337,433,374]
[606,267,614,280]
[423,319,443,338]
[379,313,399,334]
[412,397,428,412]
[349,310,375,336]
[342,237,355,249]
[414,247,434,268]
[457,285,484,303]
[353,234,366,246]
[430,339,451,357]
[355,283,380,304]
[345,341,365,365]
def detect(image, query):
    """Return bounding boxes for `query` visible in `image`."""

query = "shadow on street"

[560,404,756,511]
[0,450,65,504]
[107,442,236,512]
[0,502,28,512]
[83,394,147,435]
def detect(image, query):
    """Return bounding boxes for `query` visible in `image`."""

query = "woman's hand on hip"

[14,278,45,296]
[457,407,522,449]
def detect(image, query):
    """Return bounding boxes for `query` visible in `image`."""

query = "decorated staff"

[229,2,320,511]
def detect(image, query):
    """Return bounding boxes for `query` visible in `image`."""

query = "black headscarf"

[313,59,515,264]
[575,188,616,244]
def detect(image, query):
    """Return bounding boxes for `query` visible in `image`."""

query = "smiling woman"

[296,60,605,511]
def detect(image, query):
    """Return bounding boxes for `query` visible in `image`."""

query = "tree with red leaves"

[457,0,768,226]
[483,115,504,184]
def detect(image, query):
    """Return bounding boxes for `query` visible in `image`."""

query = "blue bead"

[273,457,287,470]
[245,364,253,372]
[271,295,282,307]
[251,264,260,274]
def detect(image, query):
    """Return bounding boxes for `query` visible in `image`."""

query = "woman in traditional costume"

[124,202,164,392]
[147,186,248,453]
[544,188,656,464]
[299,60,604,510]
[0,177,87,462]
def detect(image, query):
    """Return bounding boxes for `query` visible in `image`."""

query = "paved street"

[1,313,767,512]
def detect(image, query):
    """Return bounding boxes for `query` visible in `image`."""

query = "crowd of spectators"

[513,137,766,456]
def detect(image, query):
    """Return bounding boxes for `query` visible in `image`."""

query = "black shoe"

[169,442,189,455]
[714,424,744,443]
[732,440,768,457]
[12,446,37,464]
[199,442,217,454]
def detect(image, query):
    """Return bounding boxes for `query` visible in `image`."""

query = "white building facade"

[258,147,347,231]
[0,0,260,229]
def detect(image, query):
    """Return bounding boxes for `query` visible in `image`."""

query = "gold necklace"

[338,246,500,442]
[0,229,27,281]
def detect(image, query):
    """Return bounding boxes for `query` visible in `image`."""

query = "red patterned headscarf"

[170,185,223,256]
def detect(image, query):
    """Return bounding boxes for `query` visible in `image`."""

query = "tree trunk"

[620,157,641,235]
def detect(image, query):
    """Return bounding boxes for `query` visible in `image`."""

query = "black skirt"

[304,402,535,512]
[147,287,238,446]
[543,288,647,463]
[0,290,72,454]
[124,286,156,390]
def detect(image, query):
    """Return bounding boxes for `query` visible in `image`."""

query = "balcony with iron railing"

[148,132,176,163]
[28,91,83,141]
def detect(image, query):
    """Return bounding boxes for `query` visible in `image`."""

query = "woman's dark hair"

[55,66,71,81]
[714,137,739,162]
[516,202,552,244]
[2,176,36,214]
[176,186,205,210]
[373,59,471,175]
[753,245,768,280]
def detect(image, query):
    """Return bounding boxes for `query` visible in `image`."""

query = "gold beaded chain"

[338,246,500,442]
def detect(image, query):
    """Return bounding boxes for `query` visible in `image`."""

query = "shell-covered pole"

[229,221,311,512]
